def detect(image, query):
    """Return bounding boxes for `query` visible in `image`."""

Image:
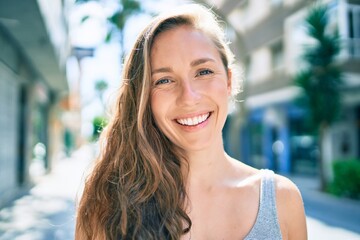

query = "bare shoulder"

[274,174,302,198]
[274,174,308,240]
[228,156,261,180]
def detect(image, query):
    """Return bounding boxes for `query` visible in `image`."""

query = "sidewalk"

[1,145,360,239]
[0,144,95,240]
[289,175,360,240]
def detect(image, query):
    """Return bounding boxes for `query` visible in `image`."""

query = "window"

[239,0,249,9]
[244,55,252,80]
[347,4,360,57]
[271,0,283,8]
[271,41,283,70]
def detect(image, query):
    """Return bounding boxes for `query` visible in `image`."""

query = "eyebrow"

[151,67,172,75]
[190,58,215,67]
[151,58,216,75]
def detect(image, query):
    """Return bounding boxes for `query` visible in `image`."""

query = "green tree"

[294,3,343,190]
[76,0,141,60]
[91,115,108,141]
[95,79,108,108]
[107,0,141,59]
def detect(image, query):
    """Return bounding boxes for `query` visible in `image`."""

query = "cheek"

[150,94,159,121]
[150,92,167,124]
[211,79,230,97]
[213,82,230,111]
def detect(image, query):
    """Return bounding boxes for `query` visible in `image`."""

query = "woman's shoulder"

[228,157,301,195]
[273,173,301,193]
[227,157,303,201]
[224,157,260,188]
[273,173,308,239]
[227,158,307,239]
[238,167,305,223]
[272,173,304,216]
[236,165,307,239]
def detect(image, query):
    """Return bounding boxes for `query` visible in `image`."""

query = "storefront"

[237,103,318,175]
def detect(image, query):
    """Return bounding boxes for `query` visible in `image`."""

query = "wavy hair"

[75,4,235,240]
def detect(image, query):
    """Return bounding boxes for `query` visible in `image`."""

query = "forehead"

[150,25,220,64]
[154,24,209,41]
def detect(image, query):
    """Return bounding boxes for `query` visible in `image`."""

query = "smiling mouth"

[176,113,211,126]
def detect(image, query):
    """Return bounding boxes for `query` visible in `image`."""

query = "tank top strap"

[244,169,282,240]
[259,169,277,214]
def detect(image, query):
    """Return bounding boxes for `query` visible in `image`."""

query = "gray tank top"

[244,169,282,240]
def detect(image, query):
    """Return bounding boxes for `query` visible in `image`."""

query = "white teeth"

[188,118,194,125]
[176,113,210,126]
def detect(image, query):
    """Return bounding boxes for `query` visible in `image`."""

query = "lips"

[175,113,210,126]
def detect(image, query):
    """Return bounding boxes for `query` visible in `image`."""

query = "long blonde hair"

[75,4,235,239]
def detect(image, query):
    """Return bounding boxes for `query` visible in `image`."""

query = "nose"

[176,79,201,106]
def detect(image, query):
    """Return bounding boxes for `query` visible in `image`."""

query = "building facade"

[0,0,69,208]
[198,0,360,179]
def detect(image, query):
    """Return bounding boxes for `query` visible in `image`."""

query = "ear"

[227,68,232,95]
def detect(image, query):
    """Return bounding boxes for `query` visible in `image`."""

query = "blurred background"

[0,0,359,239]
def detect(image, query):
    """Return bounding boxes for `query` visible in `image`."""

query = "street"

[0,145,94,240]
[290,176,360,240]
[0,144,359,240]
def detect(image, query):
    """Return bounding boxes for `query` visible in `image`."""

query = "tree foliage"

[295,3,343,129]
[95,79,108,107]
[92,115,108,141]
[294,3,344,190]
[76,0,141,55]
[108,0,141,31]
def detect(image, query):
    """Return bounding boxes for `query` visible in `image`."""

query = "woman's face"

[150,25,231,152]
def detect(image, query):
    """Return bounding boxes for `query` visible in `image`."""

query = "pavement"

[0,144,95,240]
[0,144,359,240]
[289,175,360,240]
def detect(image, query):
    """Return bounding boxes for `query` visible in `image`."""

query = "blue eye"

[197,69,213,76]
[155,78,170,85]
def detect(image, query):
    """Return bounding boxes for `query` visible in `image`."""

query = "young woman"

[75,4,307,240]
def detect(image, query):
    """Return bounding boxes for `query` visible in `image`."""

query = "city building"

[197,0,360,179]
[0,0,70,208]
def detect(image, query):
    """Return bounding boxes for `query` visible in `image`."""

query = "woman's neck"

[183,142,233,186]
